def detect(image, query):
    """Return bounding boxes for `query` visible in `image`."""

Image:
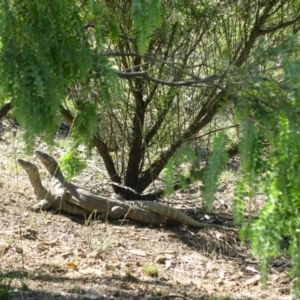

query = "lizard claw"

[27,199,50,211]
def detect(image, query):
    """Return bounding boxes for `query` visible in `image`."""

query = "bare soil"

[0,124,292,299]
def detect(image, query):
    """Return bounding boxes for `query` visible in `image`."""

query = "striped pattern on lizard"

[17,159,55,210]
[18,159,90,215]
[34,151,237,231]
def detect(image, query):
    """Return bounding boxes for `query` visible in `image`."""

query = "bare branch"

[235,0,280,67]
[259,15,300,34]
[116,71,220,87]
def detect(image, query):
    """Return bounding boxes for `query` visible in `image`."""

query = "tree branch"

[116,71,220,87]
[259,15,300,34]
[134,94,223,193]
[235,0,280,67]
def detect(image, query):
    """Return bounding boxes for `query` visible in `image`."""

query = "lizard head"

[35,151,60,176]
[17,159,43,187]
[17,159,38,174]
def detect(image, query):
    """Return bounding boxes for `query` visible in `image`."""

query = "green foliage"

[143,263,160,277]
[164,160,176,196]
[86,0,120,43]
[164,144,199,195]
[71,101,97,148]
[91,53,121,110]
[0,1,94,150]
[131,0,161,53]
[105,12,120,43]
[176,0,219,23]
[249,114,300,291]
[232,36,300,295]
[236,120,264,200]
[60,151,86,182]
[203,132,229,210]
[0,0,120,152]
[0,272,11,300]
[0,0,158,152]
[232,177,247,224]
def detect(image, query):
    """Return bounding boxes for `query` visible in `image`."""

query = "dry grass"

[0,127,292,300]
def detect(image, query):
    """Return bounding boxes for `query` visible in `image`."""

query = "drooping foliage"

[0,0,160,154]
[131,0,161,53]
[203,132,228,210]
[0,0,93,149]
[230,37,300,293]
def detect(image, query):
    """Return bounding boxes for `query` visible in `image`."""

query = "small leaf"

[66,261,79,270]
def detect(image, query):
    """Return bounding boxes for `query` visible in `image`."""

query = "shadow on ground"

[3,269,257,300]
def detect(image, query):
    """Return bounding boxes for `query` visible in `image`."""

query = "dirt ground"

[0,123,293,300]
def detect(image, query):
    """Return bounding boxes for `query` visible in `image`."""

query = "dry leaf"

[165,260,172,269]
[37,243,49,251]
[246,265,259,274]
[61,251,73,258]
[164,250,176,254]
[245,275,260,286]
[104,264,116,271]
[0,242,10,255]
[14,246,23,254]
[164,253,174,259]
[129,249,147,256]
[136,260,142,266]
[80,268,103,276]
[218,269,225,279]
[45,239,59,246]
[65,261,78,270]
[155,256,166,264]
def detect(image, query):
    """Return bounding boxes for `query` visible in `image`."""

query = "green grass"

[143,263,160,277]
[0,273,12,300]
